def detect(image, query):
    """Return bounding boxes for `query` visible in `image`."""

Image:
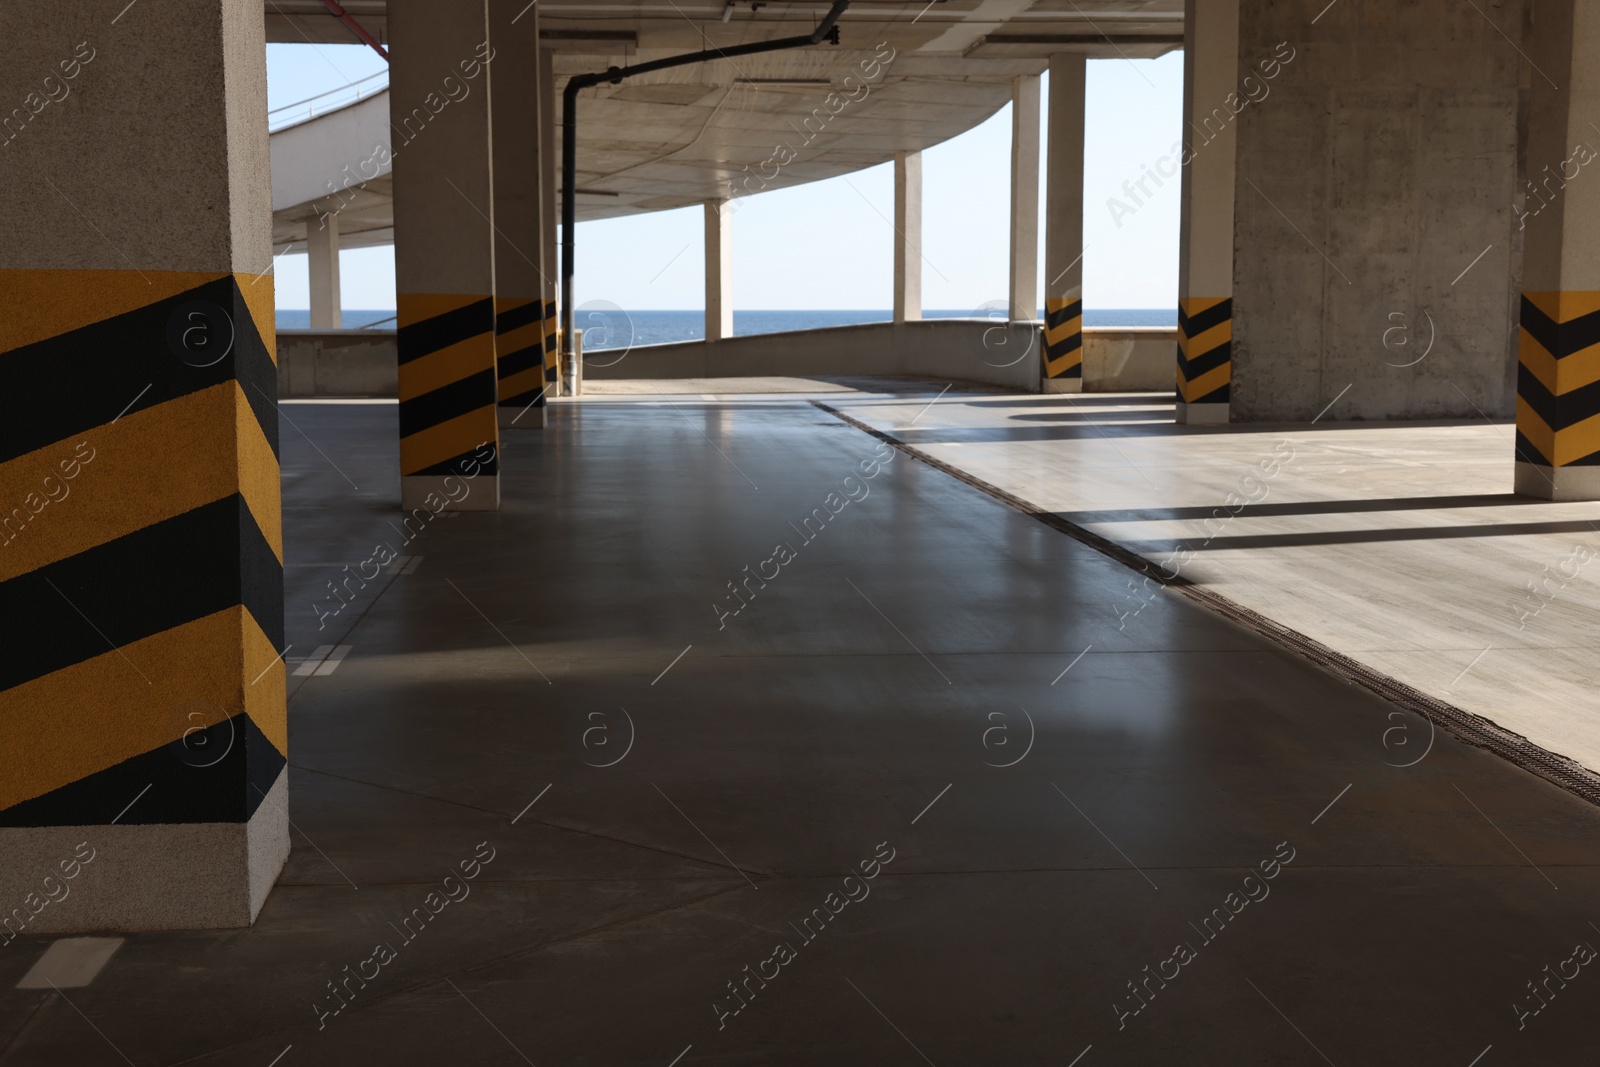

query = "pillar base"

[1514,461,1600,501]
[0,768,287,935]
[1042,377,1084,394]
[498,403,546,429]
[1176,400,1229,425]
[402,475,501,512]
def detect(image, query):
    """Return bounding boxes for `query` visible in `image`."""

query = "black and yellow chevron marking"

[495,297,546,414]
[1043,298,1083,380]
[542,297,560,388]
[1516,291,1600,468]
[398,293,501,477]
[1177,296,1232,405]
[0,270,286,826]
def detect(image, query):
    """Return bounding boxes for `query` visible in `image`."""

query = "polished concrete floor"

[5,383,1600,1065]
[827,387,1600,776]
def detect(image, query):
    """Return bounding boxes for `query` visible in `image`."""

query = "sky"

[266,43,1181,312]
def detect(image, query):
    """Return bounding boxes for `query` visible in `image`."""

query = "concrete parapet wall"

[1082,328,1176,392]
[278,329,399,397]
[583,319,1045,391]
[274,322,1182,397]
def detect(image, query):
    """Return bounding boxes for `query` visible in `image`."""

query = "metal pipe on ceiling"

[560,0,849,374]
[320,0,390,61]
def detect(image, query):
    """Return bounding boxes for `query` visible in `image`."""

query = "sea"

[275,308,1176,350]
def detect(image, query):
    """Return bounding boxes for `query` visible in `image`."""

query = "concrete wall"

[1232,0,1524,420]
[1083,328,1175,392]
[277,322,1182,396]
[278,329,398,397]
[583,319,1046,390]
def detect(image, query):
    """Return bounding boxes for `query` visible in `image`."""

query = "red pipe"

[320,0,390,62]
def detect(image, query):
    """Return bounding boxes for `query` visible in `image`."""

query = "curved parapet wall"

[583,321,1180,393]
[1081,327,1179,392]
[583,319,1045,391]
[279,329,400,398]
[275,322,1181,396]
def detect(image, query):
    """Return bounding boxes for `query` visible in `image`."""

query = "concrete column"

[540,46,561,397]
[390,0,501,510]
[0,2,287,931]
[1229,1,1518,423]
[1042,54,1086,393]
[705,199,734,341]
[893,151,922,324]
[1174,0,1237,425]
[307,213,342,330]
[1515,0,1600,499]
[1009,74,1042,324]
[489,0,546,429]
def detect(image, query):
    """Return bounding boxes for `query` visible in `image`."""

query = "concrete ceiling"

[266,1,1181,223]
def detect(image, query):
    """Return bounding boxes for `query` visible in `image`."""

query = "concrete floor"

[5,381,1600,1065]
[823,387,1600,777]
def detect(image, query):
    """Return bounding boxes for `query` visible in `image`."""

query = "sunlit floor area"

[818,386,1600,777]
[4,382,1599,1065]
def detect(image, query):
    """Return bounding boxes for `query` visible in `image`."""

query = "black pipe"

[561,1,848,376]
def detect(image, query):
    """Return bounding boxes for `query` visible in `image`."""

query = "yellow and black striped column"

[397,294,502,506]
[495,298,547,425]
[0,274,286,847]
[0,0,285,934]
[543,298,562,396]
[1176,296,1232,415]
[1515,1,1600,499]
[1516,293,1600,497]
[391,0,502,509]
[490,0,548,429]
[1043,297,1084,389]
[1041,53,1086,394]
[1174,0,1236,426]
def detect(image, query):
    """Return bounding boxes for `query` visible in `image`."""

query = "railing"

[267,71,388,133]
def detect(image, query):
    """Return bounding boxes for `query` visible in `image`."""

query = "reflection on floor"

[824,386,1600,776]
[3,380,1598,1066]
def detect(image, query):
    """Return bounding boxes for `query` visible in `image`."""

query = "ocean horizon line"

[274,307,1179,348]
[275,306,1179,314]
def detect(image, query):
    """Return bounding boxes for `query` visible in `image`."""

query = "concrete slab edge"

[810,399,1600,808]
